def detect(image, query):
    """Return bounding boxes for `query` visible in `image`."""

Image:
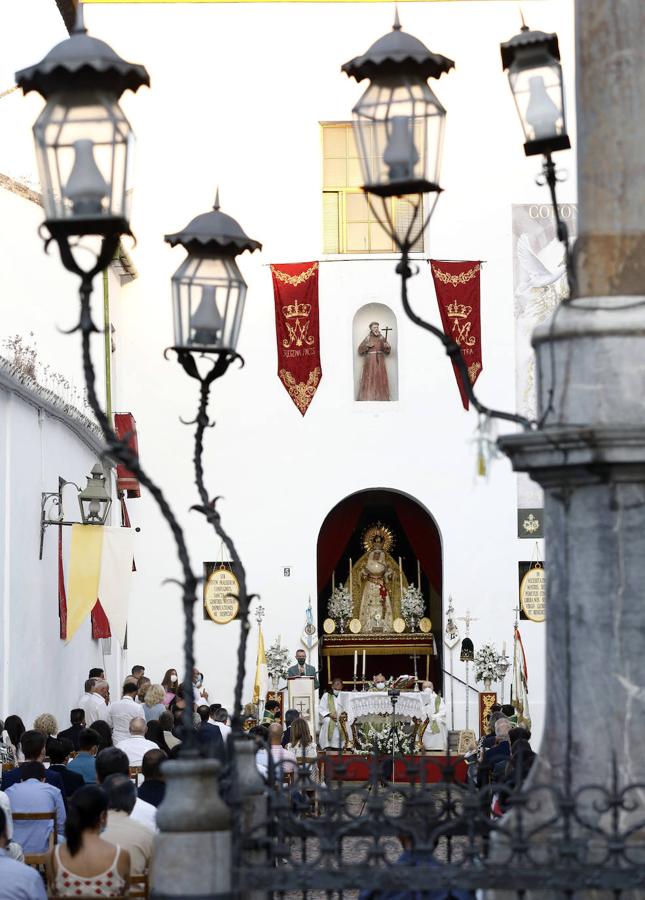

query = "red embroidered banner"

[114,413,141,498]
[271,261,322,416]
[429,260,482,409]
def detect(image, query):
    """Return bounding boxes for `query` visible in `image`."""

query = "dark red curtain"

[316,494,364,591]
[392,496,442,595]
[58,525,67,640]
[91,601,111,639]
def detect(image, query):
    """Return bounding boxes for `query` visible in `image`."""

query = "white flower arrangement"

[265,639,290,681]
[400,586,425,628]
[474,642,501,683]
[328,583,354,627]
[357,722,415,755]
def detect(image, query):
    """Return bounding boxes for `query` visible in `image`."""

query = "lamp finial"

[519,7,528,32]
[393,5,402,31]
[213,187,220,211]
[73,2,88,35]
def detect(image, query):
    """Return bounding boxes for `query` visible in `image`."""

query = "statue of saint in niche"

[357,322,391,401]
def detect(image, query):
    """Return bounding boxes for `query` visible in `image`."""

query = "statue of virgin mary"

[354,524,406,633]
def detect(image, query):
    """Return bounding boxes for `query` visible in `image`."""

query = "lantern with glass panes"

[15,6,149,270]
[342,13,454,245]
[500,22,570,158]
[78,463,112,526]
[164,192,261,381]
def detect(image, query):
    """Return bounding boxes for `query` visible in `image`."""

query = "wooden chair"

[129,765,142,786]
[13,810,57,868]
[130,872,149,899]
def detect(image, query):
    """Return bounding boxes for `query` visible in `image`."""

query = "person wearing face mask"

[371,673,388,691]
[419,681,448,751]
[287,649,319,689]
[161,669,179,707]
[318,678,347,750]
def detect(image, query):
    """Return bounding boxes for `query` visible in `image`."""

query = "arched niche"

[352,303,399,401]
[316,488,442,690]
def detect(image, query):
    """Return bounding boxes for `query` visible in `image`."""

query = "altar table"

[338,690,427,727]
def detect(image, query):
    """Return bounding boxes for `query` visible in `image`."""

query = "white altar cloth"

[340,691,426,727]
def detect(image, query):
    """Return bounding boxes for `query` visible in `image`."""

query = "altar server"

[319,678,347,750]
[420,682,447,751]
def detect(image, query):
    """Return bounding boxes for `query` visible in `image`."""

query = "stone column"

[151,758,231,899]
[499,0,645,794]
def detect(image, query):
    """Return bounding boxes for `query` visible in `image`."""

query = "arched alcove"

[352,303,398,401]
[316,488,442,690]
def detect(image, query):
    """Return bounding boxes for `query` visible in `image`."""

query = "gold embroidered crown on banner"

[447,301,472,319]
[282,299,311,319]
[432,263,480,286]
[271,262,318,286]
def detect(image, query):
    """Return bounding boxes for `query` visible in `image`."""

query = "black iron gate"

[230,749,645,898]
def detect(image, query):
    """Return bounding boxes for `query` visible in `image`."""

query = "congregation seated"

[281,709,300,748]
[286,718,321,784]
[101,773,154,875]
[90,718,113,753]
[256,723,297,781]
[67,728,100,784]
[145,720,172,756]
[0,806,47,900]
[137,749,167,808]
[46,784,130,897]
[57,708,86,752]
[47,738,85,800]
[1,731,65,794]
[1,716,25,766]
[95,748,157,832]
[116,717,160,766]
[196,705,225,760]
[6,761,66,854]
[158,711,181,751]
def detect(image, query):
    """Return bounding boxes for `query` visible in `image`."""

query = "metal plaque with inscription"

[204,564,240,624]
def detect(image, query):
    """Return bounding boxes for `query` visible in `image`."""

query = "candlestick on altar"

[353,650,358,690]
[399,556,404,606]
[417,560,421,591]
[349,559,353,603]
[332,571,335,593]
[362,649,366,686]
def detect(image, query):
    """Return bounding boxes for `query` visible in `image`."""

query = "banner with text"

[429,260,482,410]
[271,261,322,416]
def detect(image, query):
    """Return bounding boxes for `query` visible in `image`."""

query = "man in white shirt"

[116,719,159,767]
[108,683,141,744]
[78,678,109,725]
[96,747,157,832]
[210,707,232,742]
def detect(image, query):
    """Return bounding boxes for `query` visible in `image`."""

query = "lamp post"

[342,16,532,431]
[501,19,574,296]
[164,193,261,725]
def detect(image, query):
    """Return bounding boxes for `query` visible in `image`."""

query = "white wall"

[0,0,578,745]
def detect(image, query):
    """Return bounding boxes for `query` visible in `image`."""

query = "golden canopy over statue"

[350,523,408,633]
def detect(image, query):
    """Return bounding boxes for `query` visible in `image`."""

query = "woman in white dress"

[47,785,130,897]
[287,718,322,785]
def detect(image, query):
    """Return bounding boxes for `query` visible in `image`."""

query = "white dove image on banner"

[66,525,135,646]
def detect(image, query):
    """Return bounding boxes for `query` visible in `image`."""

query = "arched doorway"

[316,489,442,691]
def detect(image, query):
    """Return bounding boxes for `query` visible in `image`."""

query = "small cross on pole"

[382,325,392,342]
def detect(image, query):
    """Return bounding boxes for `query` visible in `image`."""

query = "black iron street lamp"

[15,7,256,749]
[15,6,149,280]
[342,10,453,250]
[501,20,574,296]
[343,16,532,430]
